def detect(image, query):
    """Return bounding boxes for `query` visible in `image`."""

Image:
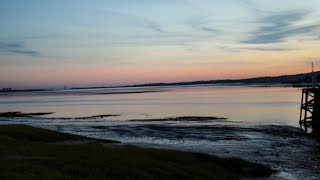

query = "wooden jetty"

[300,88,320,134]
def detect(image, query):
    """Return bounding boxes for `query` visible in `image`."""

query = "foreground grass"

[0,125,274,180]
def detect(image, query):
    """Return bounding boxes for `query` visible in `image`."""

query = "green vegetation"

[0,124,274,179]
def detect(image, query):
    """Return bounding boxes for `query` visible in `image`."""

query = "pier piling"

[300,88,320,134]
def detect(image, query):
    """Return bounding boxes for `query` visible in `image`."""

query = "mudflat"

[0,124,274,180]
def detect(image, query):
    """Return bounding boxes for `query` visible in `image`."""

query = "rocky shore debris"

[130,116,228,122]
[0,111,54,117]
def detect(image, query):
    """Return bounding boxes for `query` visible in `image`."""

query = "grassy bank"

[0,124,274,179]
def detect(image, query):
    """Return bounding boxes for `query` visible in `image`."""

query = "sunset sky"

[1,0,320,89]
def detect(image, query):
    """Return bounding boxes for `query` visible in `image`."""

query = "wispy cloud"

[243,47,297,51]
[200,27,219,33]
[185,16,220,35]
[0,42,39,56]
[217,45,297,52]
[145,22,164,33]
[242,11,320,44]
[98,8,165,34]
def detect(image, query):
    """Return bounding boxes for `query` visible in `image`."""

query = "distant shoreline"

[2,70,318,92]
[0,89,164,97]
[0,83,298,94]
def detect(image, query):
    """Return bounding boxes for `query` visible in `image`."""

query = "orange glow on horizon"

[0,61,313,89]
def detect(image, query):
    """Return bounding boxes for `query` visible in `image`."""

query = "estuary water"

[0,85,319,179]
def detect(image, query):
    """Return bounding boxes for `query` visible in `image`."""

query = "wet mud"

[0,114,319,179]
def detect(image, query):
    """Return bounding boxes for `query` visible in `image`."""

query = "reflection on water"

[0,86,301,126]
[1,85,318,180]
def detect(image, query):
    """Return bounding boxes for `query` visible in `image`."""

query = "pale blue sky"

[1,0,320,88]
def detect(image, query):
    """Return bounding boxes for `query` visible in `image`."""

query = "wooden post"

[304,90,308,132]
[312,90,320,135]
[300,88,320,134]
[299,91,304,125]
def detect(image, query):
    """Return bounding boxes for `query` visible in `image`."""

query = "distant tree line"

[292,75,320,84]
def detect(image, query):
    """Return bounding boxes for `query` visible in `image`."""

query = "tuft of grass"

[0,124,274,180]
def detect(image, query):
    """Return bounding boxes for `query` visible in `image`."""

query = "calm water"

[0,85,319,180]
[0,85,301,125]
